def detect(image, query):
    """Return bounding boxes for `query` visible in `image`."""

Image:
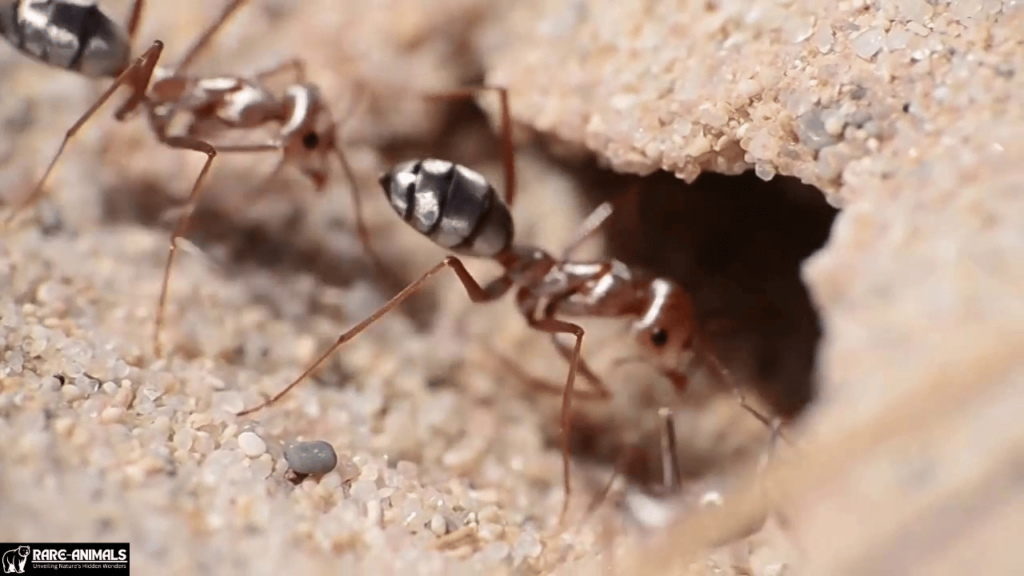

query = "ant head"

[281,84,340,190]
[632,278,698,370]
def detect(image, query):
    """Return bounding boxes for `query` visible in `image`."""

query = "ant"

[0,0,511,360]
[236,88,780,520]
[1,1,519,360]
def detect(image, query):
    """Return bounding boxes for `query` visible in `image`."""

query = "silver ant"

[235,93,779,519]
[0,0,512,359]
[2,0,361,358]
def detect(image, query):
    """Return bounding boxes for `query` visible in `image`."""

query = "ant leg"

[482,345,607,400]
[124,0,146,52]
[702,348,792,446]
[252,58,307,83]
[523,313,603,523]
[152,138,281,358]
[330,83,392,277]
[236,256,513,416]
[561,179,642,259]
[561,201,614,260]
[539,269,614,393]
[657,407,681,492]
[584,441,637,517]
[334,143,385,274]
[421,87,515,208]
[587,407,680,519]
[3,41,165,228]
[172,0,250,74]
[587,407,679,521]
[733,386,792,455]
[241,158,289,204]
[547,333,610,396]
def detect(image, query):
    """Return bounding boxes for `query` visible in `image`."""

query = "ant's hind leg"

[3,41,166,228]
[421,87,516,208]
[124,0,146,50]
[172,0,251,74]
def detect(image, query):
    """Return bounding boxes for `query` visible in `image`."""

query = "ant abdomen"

[379,159,514,258]
[1,0,131,78]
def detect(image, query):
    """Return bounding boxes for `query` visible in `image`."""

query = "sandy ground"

[1,0,1022,574]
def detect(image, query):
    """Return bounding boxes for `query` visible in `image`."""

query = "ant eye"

[650,327,669,347]
[302,132,320,150]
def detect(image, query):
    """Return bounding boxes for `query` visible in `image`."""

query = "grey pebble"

[283,440,338,476]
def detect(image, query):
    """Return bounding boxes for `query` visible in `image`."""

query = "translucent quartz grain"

[852,28,885,60]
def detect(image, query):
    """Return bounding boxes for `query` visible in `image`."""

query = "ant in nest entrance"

[565,165,837,528]
[234,84,799,525]
[582,168,838,422]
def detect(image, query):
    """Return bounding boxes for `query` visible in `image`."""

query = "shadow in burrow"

[557,166,838,488]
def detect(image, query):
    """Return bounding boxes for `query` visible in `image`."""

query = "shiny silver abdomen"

[0,0,131,77]
[378,159,514,258]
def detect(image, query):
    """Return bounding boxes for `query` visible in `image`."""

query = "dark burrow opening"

[586,169,836,421]
[561,166,838,490]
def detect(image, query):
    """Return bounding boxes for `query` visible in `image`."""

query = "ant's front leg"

[4,41,165,228]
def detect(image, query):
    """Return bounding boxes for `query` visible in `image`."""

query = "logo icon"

[1,546,29,574]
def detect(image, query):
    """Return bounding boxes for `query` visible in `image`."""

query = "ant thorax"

[149,73,281,132]
[540,259,649,318]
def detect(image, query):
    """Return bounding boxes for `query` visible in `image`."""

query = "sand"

[1,0,1022,574]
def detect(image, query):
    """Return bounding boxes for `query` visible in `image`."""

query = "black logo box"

[1,543,129,572]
